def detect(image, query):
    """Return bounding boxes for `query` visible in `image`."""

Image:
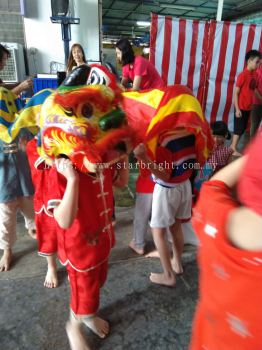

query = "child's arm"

[53,158,79,229]
[211,157,262,250]
[113,155,129,188]
[233,87,242,117]
[134,143,171,182]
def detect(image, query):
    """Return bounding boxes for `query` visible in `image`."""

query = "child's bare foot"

[28,228,37,239]
[150,272,176,287]
[128,240,144,255]
[171,258,184,275]
[0,248,12,272]
[145,249,160,258]
[44,265,58,288]
[66,320,91,350]
[83,316,109,338]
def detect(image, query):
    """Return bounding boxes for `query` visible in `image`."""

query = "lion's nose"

[98,108,125,131]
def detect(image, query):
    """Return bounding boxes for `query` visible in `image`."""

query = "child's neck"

[246,65,254,72]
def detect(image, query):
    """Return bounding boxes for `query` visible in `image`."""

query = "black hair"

[115,38,135,66]
[0,44,10,62]
[211,121,231,140]
[245,49,261,62]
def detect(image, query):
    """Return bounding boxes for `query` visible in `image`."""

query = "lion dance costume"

[0,65,213,322]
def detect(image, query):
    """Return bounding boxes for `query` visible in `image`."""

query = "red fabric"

[67,261,108,315]
[237,129,262,216]
[253,64,262,105]
[236,68,258,111]
[47,167,115,271]
[136,174,155,193]
[122,56,164,90]
[190,180,262,350]
[149,17,262,127]
[26,138,57,255]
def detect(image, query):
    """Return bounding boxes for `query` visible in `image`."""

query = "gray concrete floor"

[0,207,198,350]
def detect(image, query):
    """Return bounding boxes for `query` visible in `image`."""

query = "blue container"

[33,78,58,93]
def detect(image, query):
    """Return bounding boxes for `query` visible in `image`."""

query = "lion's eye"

[81,103,93,118]
[64,108,74,116]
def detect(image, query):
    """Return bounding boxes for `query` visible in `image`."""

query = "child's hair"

[245,49,261,62]
[211,121,231,140]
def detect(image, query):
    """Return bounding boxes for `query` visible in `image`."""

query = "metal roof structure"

[102,0,262,43]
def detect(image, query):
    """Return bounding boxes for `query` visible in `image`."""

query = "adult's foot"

[0,248,12,272]
[128,240,144,255]
[44,265,58,288]
[150,272,176,287]
[28,228,37,239]
[83,316,109,338]
[66,320,91,350]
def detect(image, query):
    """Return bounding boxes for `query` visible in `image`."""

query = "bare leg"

[66,319,91,350]
[170,221,184,274]
[28,228,37,239]
[44,255,58,288]
[0,248,12,272]
[83,315,109,338]
[150,228,176,286]
[230,134,242,156]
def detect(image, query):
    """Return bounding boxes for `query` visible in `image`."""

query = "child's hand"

[235,109,242,118]
[55,158,79,181]
[134,143,147,161]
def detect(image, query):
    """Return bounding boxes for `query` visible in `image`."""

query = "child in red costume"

[26,138,58,288]
[47,156,128,350]
[190,129,262,350]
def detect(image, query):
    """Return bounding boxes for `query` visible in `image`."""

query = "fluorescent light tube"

[159,4,196,11]
[136,21,151,26]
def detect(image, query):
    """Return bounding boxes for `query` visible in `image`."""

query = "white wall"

[24,0,100,74]
[71,0,101,64]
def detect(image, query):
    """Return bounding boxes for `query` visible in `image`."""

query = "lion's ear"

[0,88,53,143]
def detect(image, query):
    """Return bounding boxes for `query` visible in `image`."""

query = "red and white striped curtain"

[150,14,262,129]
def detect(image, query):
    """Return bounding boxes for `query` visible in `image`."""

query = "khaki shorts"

[0,197,35,249]
[150,180,192,228]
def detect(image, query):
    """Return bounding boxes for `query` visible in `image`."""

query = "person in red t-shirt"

[251,60,262,137]
[115,38,164,91]
[190,129,262,350]
[231,49,261,155]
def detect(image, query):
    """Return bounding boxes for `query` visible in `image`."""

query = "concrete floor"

[0,207,198,350]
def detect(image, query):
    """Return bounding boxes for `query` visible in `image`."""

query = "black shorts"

[233,109,250,135]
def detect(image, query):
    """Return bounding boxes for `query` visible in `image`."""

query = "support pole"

[216,0,224,21]
[61,22,71,64]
